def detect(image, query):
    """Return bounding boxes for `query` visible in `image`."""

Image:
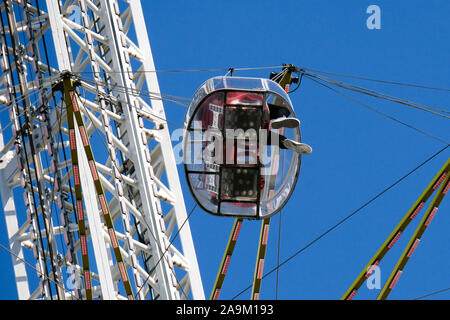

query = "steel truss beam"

[0,0,204,300]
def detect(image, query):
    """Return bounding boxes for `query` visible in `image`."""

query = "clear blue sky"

[0,0,449,300]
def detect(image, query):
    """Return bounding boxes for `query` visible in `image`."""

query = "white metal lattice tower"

[0,0,204,300]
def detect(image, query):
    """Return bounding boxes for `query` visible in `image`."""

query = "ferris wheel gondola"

[183,76,311,219]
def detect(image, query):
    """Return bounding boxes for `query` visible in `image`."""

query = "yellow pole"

[342,158,450,300]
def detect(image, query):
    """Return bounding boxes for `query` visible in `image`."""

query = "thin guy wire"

[304,75,450,145]
[411,287,450,300]
[305,72,450,118]
[302,67,450,92]
[70,65,284,74]
[231,144,449,299]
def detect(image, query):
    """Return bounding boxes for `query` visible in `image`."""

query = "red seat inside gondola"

[201,91,263,208]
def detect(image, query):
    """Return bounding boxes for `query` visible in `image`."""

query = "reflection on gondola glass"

[183,77,303,219]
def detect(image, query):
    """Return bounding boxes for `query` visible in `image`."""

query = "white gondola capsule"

[183,77,304,219]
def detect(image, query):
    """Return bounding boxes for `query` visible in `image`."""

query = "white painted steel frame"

[0,0,204,300]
